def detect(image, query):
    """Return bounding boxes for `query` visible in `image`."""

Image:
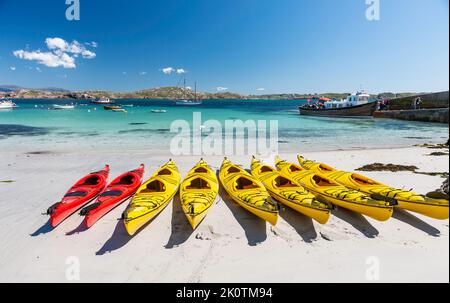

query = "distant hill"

[0,84,428,101]
[0,85,70,93]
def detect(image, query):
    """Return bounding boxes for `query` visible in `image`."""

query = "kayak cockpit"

[186,177,211,190]
[142,180,166,193]
[194,167,208,173]
[81,176,101,186]
[312,175,340,187]
[351,173,381,186]
[235,177,260,190]
[288,164,304,173]
[274,176,297,188]
[259,166,275,174]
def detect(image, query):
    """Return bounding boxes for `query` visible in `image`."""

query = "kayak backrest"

[235,177,259,190]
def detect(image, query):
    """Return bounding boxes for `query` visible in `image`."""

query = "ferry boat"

[299,91,377,117]
[91,97,115,105]
[0,100,18,110]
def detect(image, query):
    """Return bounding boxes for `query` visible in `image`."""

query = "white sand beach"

[0,146,448,283]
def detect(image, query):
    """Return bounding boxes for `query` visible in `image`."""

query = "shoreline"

[0,146,448,282]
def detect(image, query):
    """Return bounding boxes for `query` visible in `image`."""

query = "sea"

[0,99,448,153]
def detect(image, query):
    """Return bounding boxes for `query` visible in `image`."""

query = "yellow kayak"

[275,157,394,221]
[219,158,279,225]
[251,157,331,224]
[123,160,181,236]
[298,155,449,220]
[180,159,219,229]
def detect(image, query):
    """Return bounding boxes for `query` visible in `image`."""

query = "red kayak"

[80,164,145,228]
[47,166,110,227]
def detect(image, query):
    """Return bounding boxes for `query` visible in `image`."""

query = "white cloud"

[36,67,42,72]
[46,37,68,51]
[216,87,228,92]
[160,67,187,75]
[122,72,127,75]
[86,41,98,48]
[13,50,76,68]
[10,66,16,71]
[256,88,265,91]
[161,67,175,74]
[139,71,147,76]
[14,37,96,69]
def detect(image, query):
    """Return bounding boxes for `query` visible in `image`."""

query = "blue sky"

[0,0,448,94]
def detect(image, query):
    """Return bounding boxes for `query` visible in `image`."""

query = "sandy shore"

[0,146,448,283]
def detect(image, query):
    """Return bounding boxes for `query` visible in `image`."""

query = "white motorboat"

[53,104,75,110]
[0,100,18,110]
[91,97,114,104]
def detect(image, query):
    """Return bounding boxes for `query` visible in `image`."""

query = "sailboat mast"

[194,82,197,101]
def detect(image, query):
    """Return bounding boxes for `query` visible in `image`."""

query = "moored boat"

[0,100,18,110]
[52,104,75,110]
[91,97,114,105]
[299,91,377,117]
[104,105,123,110]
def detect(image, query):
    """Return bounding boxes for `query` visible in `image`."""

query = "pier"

[375,91,449,124]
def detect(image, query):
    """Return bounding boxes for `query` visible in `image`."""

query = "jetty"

[374,91,449,124]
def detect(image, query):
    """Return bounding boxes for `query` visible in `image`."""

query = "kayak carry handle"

[80,202,101,216]
[46,202,61,215]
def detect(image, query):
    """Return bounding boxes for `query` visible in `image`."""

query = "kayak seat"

[235,177,259,190]
[81,176,101,186]
[187,178,211,190]
[115,175,135,185]
[141,180,166,193]
[274,176,297,188]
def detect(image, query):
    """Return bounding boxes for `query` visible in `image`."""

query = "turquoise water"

[0,99,448,153]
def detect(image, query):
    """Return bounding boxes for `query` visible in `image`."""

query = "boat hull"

[299,102,377,117]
